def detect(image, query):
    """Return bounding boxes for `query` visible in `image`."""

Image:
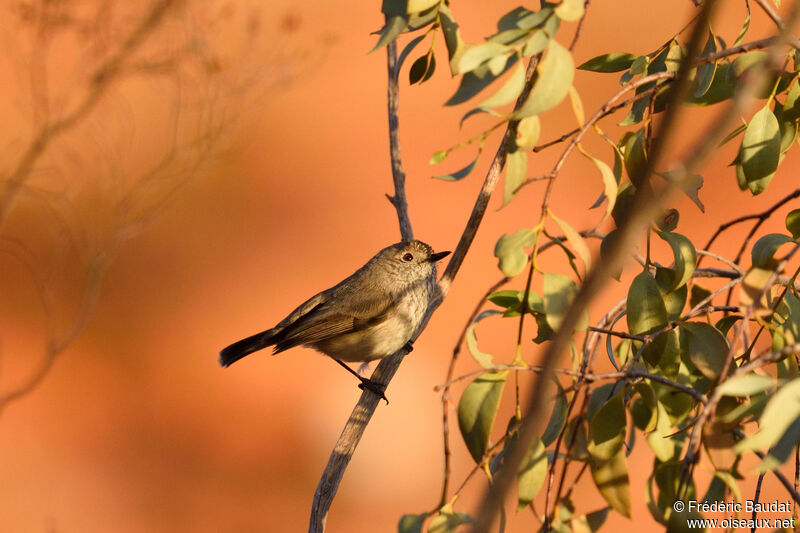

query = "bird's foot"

[403,340,414,353]
[358,378,389,405]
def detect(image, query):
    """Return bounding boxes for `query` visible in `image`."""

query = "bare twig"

[0,0,178,229]
[753,0,800,49]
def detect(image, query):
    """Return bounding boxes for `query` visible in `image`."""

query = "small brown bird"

[219,240,450,401]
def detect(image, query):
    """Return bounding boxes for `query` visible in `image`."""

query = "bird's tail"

[219,330,274,367]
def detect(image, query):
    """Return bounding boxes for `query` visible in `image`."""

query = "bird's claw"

[358,378,389,405]
[403,341,414,353]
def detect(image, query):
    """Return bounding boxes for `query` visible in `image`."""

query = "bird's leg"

[329,357,388,404]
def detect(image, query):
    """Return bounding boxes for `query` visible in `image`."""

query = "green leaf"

[577,53,637,73]
[382,0,439,15]
[588,391,626,461]
[466,312,500,368]
[735,378,800,455]
[751,233,793,268]
[647,402,678,462]
[488,289,521,309]
[680,322,728,380]
[717,373,774,396]
[757,417,800,472]
[693,31,717,98]
[782,79,800,122]
[517,436,548,511]
[627,272,668,335]
[457,42,511,75]
[515,115,541,151]
[731,51,767,79]
[548,209,592,272]
[786,208,800,239]
[427,508,473,533]
[398,513,428,533]
[544,272,589,331]
[542,386,568,446]
[622,129,647,187]
[656,231,697,291]
[494,229,535,276]
[478,63,526,108]
[554,0,584,21]
[439,5,467,76]
[740,104,781,195]
[503,150,528,206]
[655,268,687,322]
[409,55,429,84]
[397,35,427,72]
[371,16,409,52]
[579,148,617,218]
[515,40,575,118]
[433,147,482,181]
[458,372,508,463]
[522,29,550,57]
[589,449,631,518]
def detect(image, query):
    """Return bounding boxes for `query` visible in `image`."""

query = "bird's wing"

[272,287,394,352]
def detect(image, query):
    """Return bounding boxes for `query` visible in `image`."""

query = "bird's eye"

[402,253,414,262]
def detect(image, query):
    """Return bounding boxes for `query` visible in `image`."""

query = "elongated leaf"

[739,267,774,314]
[751,233,792,268]
[740,104,781,195]
[433,147,482,181]
[735,377,800,455]
[466,311,501,368]
[458,372,508,463]
[579,146,617,218]
[397,35,427,72]
[656,231,697,291]
[548,209,591,272]
[627,272,668,335]
[693,31,717,98]
[680,321,728,380]
[647,402,678,462]
[371,16,409,52]
[515,40,574,118]
[588,391,626,461]
[382,0,439,15]
[503,150,528,206]
[590,449,631,518]
[517,436,548,511]
[542,386,568,445]
[439,5,467,75]
[717,373,774,396]
[495,229,536,276]
[478,63,526,108]
[458,42,511,74]
[544,272,589,331]
[578,52,637,73]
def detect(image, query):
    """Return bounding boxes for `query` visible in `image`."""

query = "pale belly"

[311,289,430,362]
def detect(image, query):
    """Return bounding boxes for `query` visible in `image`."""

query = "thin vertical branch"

[309,39,540,533]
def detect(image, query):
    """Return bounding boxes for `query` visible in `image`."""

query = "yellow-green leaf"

[589,449,631,517]
[515,40,574,118]
[627,272,668,335]
[548,208,592,272]
[554,0,584,21]
[543,272,589,331]
[740,104,781,195]
[503,150,528,206]
[495,229,535,277]
[588,391,626,461]
[457,372,508,463]
[735,377,800,456]
[478,63,526,108]
[515,116,541,151]
[517,436,548,511]
[680,321,728,380]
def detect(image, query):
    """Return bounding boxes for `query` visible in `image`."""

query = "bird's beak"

[430,250,451,262]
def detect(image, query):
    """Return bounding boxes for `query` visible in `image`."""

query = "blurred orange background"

[2,1,800,532]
